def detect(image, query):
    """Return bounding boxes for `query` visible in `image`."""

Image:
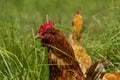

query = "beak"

[35,33,40,39]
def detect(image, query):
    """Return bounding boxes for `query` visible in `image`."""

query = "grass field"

[0,0,120,80]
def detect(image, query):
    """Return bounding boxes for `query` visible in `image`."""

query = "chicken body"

[36,22,84,80]
[69,11,92,74]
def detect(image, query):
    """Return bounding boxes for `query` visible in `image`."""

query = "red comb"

[39,21,55,33]
[41,21,54,29]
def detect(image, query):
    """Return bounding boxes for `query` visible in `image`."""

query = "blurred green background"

[0,0,120,80]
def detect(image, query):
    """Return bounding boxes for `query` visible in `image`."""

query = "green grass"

[83,7,120,72]
[0,0,120,79]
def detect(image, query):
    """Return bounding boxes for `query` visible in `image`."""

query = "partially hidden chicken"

[35,21,84,80]
[69,11,92,74]
[102,72,120,80]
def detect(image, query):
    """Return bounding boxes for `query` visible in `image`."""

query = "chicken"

[85,60,108,80]
[71,11,83,41]
[102,72,120,80]
[69,11,92,74]
[35,21,84,80]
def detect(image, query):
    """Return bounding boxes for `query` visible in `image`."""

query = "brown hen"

[36,21,84,80]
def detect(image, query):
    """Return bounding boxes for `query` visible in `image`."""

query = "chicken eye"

[42,32,48,36]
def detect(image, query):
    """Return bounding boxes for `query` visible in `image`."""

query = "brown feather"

[85,60,108,80]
